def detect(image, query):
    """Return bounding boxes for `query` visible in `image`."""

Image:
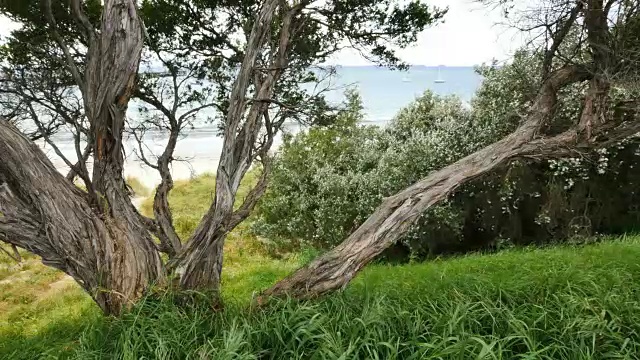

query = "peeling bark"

[0,121,159,315]
[170,0,298,296]
[0,0,162,315]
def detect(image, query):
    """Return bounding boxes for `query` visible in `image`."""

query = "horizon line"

[326,64,479,68]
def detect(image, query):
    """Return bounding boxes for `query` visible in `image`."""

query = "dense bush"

[256,51,640,258]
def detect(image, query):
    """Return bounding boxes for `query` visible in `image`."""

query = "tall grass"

[67,236,640,359]
[4,170,640,358]
[125,176,151,197]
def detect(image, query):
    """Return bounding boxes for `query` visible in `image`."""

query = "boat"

[434,65,446,83]
[402,77,411,83]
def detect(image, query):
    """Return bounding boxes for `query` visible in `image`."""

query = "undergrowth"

[2,235,639,359]
[4,171,640,359]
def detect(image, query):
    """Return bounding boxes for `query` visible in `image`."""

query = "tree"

[0,0,443,314]
[260,0,640,301]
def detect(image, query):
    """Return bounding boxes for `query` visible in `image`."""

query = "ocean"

[45,66,483,187]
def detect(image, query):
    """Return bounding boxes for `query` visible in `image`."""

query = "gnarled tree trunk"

[83,0,164,312]
[170,0,298,298]
[0,121,161,315]
[259,65,592,300]
[1,0,163,315]
[261,74,639,302]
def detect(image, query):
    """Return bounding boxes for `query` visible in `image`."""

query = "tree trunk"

[259,65,595,301]
[83,0,164,313]
[170,169,242,301]
[169,0,283,296]
[1,0,163,315]
[0,121,160,315]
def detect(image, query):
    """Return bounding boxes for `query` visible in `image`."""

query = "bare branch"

[70,0,98,45]
[542,2,583,79]
[178,103,219,123]
[43,0,85,92]
[66,142,92,182]
[227,159,271,231]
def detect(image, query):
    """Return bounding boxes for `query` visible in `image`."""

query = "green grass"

[69,236,640,359]
[0,170,287,359]
[3,236,640,359]
[126,176,151,197]
[4,172,640,358]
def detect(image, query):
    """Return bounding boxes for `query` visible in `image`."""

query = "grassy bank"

[1,236,640,358]
[3,173,640,358]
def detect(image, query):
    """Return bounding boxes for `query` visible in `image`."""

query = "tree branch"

[542,2,583,79]
[227,157,272,231]
[43,0,86,92]
[70,0,98,46]
[259,65,593,302]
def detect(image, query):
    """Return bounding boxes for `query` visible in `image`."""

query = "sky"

[327,0,526,67]
[0,0,525,67]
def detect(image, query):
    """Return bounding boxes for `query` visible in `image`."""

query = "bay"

[44,66,483,187]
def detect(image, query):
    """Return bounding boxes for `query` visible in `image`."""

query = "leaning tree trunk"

[259,65,601,301]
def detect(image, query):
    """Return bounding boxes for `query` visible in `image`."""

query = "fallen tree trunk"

[259,65,617,301]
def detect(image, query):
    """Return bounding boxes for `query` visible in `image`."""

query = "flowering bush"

[255,53,640,259]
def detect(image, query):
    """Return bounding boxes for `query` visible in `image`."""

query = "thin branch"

[70,0,98,46]
[227,159,271,230]
[43,0,85,92]
[131,128,160,170]
[66,141,92,182]
[542,2,583,79]
[178,103,218,123]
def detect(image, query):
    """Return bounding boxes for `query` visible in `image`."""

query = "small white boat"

[434,65,446,83]
[402,77,411,83]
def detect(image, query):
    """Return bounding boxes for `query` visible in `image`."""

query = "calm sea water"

[322,66,481,123]
[46,66,483,185]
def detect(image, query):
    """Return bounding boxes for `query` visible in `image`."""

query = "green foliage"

[256,90,387,249]
[257,50,640,258]
[43,235,640,359]
[256,87,490,254]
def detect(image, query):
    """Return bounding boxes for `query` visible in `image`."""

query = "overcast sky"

[327,0,525,66]
[0,0,524,67]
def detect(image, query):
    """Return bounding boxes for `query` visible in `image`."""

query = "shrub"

[256,51,640,259]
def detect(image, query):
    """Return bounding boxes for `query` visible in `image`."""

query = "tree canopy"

[0,0,445,314]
